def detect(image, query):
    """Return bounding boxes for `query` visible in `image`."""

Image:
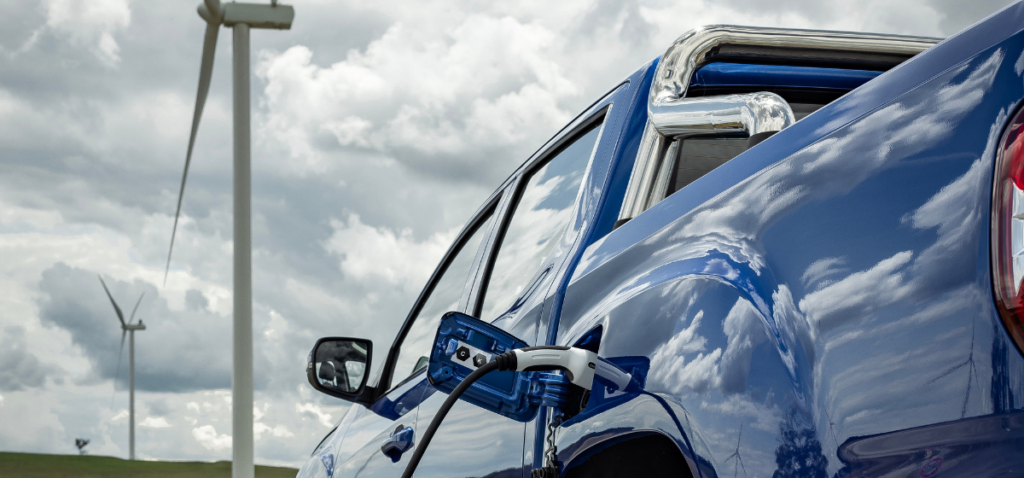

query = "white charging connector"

[512,347,597,389]
[502,346,634,392]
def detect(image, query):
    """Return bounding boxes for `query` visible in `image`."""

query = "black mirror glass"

[308,338,372,400]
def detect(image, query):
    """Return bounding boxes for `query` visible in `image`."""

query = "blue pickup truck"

[298,4,1024,477]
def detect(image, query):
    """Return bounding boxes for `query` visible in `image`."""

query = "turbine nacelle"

[198,2,294,29]
[123,321,146,331]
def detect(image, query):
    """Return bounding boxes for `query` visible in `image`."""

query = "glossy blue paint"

[368,373,435,421]
[557,5,1024,477]
[690,63,881,91]
[299,4,1024,477]
[380,426,415,462]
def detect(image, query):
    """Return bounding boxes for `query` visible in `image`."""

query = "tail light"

[992,107,1024,354]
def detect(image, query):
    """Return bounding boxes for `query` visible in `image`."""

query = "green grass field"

[0,452,298,478]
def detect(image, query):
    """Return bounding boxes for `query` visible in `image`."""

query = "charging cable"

[400,346,634,478]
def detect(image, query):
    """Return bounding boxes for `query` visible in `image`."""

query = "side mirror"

[307,337,372,402]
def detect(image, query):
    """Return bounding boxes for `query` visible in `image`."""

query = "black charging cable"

[400,346,633,477]
[401,360,497,478]
[401,351,529,478]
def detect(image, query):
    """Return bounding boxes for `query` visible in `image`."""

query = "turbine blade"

[926,359,969,385]
[204,0,221,19]
[111,330,126,409]
[98,276,126,327]
[165,20,220,285]
[129,292,144,324]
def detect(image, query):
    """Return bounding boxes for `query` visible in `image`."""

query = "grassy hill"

[0,452,298,478]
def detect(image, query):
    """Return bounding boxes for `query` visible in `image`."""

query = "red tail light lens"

[992,108,1024,354]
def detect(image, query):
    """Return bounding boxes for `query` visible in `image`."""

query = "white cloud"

[799,251,914,331]
[44,0,131,67]
[257,14,577,179]
[139,416,171,429]
[719,300,768,394]
[649,310,722,394]
[192,425,232,452]
[324,213,456,293]
[255,422,295,439]
[296,403,335,429]
[801,257,846,290]
[700,394,783,433]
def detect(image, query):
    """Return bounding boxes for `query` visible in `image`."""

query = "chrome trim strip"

[616,25,942,226]
[619,123,664,220]
[647,138,680,211]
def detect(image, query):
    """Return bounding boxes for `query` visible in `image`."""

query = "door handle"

[381,424,415,462]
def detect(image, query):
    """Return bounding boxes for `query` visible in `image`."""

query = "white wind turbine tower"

[99,276,145,461]
[164,2,293,477]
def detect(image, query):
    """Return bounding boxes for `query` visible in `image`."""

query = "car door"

[325,201,499,477]
[408,79,638,476]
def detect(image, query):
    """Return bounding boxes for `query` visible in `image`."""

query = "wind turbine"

[164,2,293,477]
[723,423,746,478]
[99,276,145,461]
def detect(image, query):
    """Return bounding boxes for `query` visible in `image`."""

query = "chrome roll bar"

[650,25,941,112]
[617,25,941,225]
[651,92,795,138]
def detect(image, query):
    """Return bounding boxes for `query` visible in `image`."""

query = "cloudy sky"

[0,0,1013,468]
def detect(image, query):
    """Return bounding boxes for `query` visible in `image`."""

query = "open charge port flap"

[429,312,576,422]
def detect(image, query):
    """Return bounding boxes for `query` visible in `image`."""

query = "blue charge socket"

[428,312,550,422]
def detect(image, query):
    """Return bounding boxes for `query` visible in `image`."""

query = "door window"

[667,136,748,195]
[480,123,602,320]
[391,210,496,384]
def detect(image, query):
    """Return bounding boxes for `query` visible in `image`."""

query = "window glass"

[481,124,602,320]
[391,211,495,383]
[668,137,747,195]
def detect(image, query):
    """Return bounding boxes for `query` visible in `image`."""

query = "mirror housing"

[307,337,373,403]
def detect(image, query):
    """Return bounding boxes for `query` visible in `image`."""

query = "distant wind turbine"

[75,438,90,455]
[164,2,293,477]
[99,276,145,461]
[927,318,978,418]
[723,423,747,478]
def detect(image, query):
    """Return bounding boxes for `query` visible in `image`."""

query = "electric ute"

[299,5,1024,477]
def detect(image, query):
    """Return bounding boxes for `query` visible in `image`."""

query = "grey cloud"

[0,326,55,391]
[928,0,1018,35]
[147,398,171,417]
[715,0,836,24]
[571,0,655,49]
[0,0,45,54]
[38,262,234,392]
[185,289,208,311]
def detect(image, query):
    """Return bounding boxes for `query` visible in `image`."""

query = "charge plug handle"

[500,346,635,392]
[499,347,597,390]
